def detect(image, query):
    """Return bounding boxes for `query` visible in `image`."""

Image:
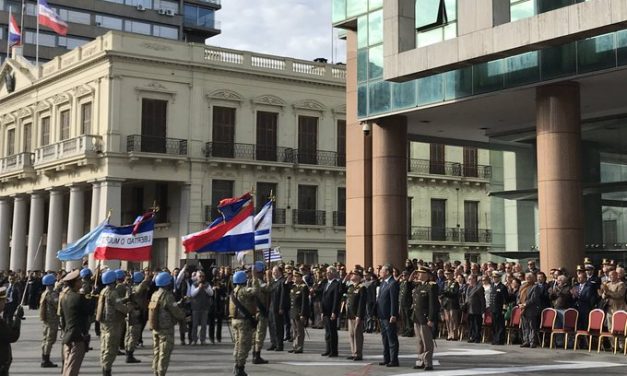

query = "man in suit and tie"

[268,266,289,351]
[3,275,22,321]
[376,264,399,367]
[321,266,341,357]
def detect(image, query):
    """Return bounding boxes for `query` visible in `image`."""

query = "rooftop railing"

[409,159,492,179]
[205,142,346,167]
[410,226,492,243]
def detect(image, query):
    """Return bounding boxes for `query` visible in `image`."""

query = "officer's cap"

[350,269,363,278]
[293,270,303,277]
[491,271,502,277]
[416,266,430,274]
[583,257,593,265]
[602,258,610,265]
[576,265,585,272]
[62,269,81,283]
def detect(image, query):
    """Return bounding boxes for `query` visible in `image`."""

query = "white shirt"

[188,282,214,298]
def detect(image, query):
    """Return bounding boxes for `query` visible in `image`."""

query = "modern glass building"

[334,0,627,273]
[0,0,221,64]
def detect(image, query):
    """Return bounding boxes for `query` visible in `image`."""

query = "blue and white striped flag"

[57,220,108,261]
[263,247,282,262]
[254,200,273,250]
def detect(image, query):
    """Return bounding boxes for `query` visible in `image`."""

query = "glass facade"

[183,4,216,28]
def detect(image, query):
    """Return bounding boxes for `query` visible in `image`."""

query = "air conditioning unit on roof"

[165,9,175,16]
[158,8,166,15]
[136,4,145,11]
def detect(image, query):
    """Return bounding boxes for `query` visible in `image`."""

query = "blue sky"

[209,0,347,63]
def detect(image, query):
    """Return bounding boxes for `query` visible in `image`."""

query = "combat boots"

[41,354,58,368]
[234,366,248,376]
[102,369,112,376]
[126,351,141,363]
[252,351,268,364]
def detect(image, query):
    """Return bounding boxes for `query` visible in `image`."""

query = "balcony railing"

[410,226,492,243]
[205,205,287,225]
[0,152,34,174]
[205,142,345,167]
[292,209,326,226]
[409,159,492,179]
[333,211,346,227]
[127,135,188,156]
[34,135,101,165]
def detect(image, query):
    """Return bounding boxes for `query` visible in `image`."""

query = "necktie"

[7,285,12,304]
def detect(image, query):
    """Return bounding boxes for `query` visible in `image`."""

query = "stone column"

[98,180,122,269]
[27,193,45,271]
[10,196,28,271]
[66,186,85,270]
[179,184,191,263]
[0,199,12,271]
[45,189,64,271]
[536,82,584,274]
[88,182,101,270]
[345,30,373,269]
[371,116,408,269]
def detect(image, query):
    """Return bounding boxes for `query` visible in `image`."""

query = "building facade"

[0,0,221,64]
[334,0,627,272]
[0,31,347,272]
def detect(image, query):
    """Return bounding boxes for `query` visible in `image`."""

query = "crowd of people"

[0,256,625,375]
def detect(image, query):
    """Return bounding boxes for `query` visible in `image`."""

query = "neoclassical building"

[0,31,347,271]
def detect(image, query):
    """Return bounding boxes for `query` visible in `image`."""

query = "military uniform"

[399,278,414,336]
[251,277,271,363]
[441,278,460,340]
[39,287,60,365]
[489,280,508,345]
[289,280,310,353]
[149,287,185,376]
[229,283,258,374]
[0,287,21,376]
[125,280,150,359]
[411,280,438,370]
[115,282,129,352]
[96,285,129,373]
[345,280,366,359]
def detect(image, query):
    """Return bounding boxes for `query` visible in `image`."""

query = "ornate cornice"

[206,89,244,105]
[251,94,286,108]
[292,99,327,113]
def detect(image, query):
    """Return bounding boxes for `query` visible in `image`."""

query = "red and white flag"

[38,0,68,36]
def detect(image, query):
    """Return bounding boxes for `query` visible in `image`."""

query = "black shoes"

[321,352,331,356]
[41,354,57,368]
[125,352,141,364]
[386,362,399,367]
[424,366,434,371]
[378,362,389,366]
[267,345,276,351]
[353,356,362,361]
[413,364,425,370]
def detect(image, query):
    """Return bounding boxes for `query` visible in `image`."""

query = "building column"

[9,196,28,271]
[179,184,191,263]
[0,199,12,271]
[99,179,122,269]
[88,182,101,270]
[27,193,45,271]
[45,189,64,271]
[536,82,584,274]
[372,116,408,269]
[66,186,85,270]
[345,29,373,269]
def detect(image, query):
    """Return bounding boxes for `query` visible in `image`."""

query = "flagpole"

[19,0,25,40]
[6,7,11,62]
[36,0,40,66]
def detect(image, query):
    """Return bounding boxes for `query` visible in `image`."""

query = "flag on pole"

[56,220,108,261]
[94,217,154,261]
[182,193,255,253]
[38,0,68,36]
[263,247,282,262]
[254,200,273,250]
[8,12,22,47]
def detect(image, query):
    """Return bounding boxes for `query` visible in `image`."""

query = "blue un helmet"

[114,269,126,281]
[42,274,56,286]
[254,261,265,273]
[132,272,144,284]
[79,268,92,279]
[155,272,173,287]
[101,270,117,285]
[232,270,247,285]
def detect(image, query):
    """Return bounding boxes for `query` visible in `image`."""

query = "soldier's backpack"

[148,290,163,331]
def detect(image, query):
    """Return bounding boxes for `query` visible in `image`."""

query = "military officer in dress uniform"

[40,273,60,368]
[399,270,414,337]
[288,270,310,354]
[230,270,258,376]
[97,270,130,376]
[149,272,186,376]
[59,269,95,376]
[0,286,22,376]
[125,271,150,363]
[411,266,438,371]
[489,271,508,345]
[251,261,270,364]
[441,270,460,341]
[345,270,366,361]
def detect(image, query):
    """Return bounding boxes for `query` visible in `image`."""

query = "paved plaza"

[7,312,627,376]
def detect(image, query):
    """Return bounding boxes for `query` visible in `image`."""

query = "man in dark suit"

[519,273,542,348]
[376,264,399,367]
[268,266,289,351]
[3,275,21,321]
[465,274,485,343]
[321,266,341,357]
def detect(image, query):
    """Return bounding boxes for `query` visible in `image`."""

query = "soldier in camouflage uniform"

[149,272,185,376]
[399,270,414,337]
[230,270,258,376]
[125,272,150,363]
[288,270,309,354]
[251,261,270,364]
[114,270,129,355]
[411,267,438,371]
[39,274,59,368]
[96,270,129,376]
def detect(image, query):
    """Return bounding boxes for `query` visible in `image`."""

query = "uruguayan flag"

[263,247,282,262]
[254,200,273,250]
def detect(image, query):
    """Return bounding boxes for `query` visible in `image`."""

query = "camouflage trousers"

[100,323,122,370]
[125,321,142,352]
[152,329,174,376]
[232,319,254,367]
[42,321,59,355]
[253,315,268,352]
